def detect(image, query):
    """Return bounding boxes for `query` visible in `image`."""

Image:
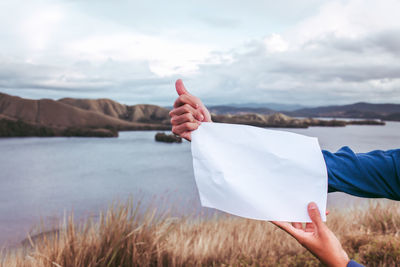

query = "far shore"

[0,116,385,138]
[0,92,389,138]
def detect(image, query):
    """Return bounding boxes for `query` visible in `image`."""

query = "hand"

[169,79,212,141]
[272,202,349,267]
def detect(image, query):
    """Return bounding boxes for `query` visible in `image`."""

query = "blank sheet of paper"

[191,122,327,222]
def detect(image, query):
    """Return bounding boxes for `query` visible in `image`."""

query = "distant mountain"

[211,112,384,128]
[208,105,275,115]
[214,102,306,111]
[286,102,400,121]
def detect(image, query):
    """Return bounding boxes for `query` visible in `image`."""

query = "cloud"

[0,0,399,106]
[185,28,400,105]
[178,0,400,106]
[264,34,289,53]
[197,16,241,29]
[0,58,176,104]
[64,33,214,77]
[19,5,64,51]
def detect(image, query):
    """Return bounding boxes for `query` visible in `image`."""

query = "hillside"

[0,93,171,137]
[59,98,170,124]
[0,93,133,128]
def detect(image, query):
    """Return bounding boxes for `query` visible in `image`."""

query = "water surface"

[1,122,399,246]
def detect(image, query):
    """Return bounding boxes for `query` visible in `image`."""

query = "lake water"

[1,122,400,246]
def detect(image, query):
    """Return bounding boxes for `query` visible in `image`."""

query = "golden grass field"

[2,199,400,267]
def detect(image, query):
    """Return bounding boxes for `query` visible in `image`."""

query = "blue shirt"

[323,147,399,267]
[347,260,364,267]
[323,146,400,200]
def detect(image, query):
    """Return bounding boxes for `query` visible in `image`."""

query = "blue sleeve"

[347,260,364,267]
[323,146,400,200]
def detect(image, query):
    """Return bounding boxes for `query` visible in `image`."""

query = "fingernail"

[200,115,204,121]
[308,202,317,210]
[195,103,199,108]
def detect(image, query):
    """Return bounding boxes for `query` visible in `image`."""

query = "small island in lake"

[155,132,182,143]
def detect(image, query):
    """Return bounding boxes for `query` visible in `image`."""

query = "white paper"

[191,122,327,222]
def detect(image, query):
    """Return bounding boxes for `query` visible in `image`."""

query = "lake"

[1,122,400,246]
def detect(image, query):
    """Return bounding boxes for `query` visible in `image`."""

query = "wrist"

[329,252,349,267]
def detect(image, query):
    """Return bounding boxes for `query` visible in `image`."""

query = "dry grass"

[2,200,400,267]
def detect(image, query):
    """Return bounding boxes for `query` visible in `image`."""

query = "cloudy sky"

[0,0,399,106]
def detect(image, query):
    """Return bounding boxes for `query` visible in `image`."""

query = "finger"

[173,94,199,109]
[291,222,303,230]
[308,202,324,230]
[169,104,204,121]
[305,223,315,232]
[271,221,301,239]
[172,122,200,136]
[170,113,196,125]
[175,79,190,96]
[181,131,191,141]
[326,209,330,216]
[198,106,210,122]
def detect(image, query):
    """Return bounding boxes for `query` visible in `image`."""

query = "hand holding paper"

[191,122,328,222]
[169,79,212,141]
[273,202,350,266]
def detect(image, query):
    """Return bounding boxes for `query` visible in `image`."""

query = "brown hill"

[59,98,170,124]
[59,98,128,119]
[0,93,171,133]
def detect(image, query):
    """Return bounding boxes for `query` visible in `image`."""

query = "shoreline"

[0,116,385,138]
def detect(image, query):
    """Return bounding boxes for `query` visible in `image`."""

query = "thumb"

[308,202,324,230]
[175,79,189,96]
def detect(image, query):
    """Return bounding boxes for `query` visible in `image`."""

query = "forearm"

[323,146,400,200]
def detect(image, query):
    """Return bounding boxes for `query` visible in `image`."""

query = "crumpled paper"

[191,122,327,222]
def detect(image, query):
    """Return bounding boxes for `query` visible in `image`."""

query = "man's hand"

[272,202,349,267]
[169,79,212,141]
